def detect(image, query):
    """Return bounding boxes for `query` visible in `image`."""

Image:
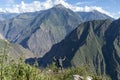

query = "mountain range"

[0,4,119,80]
[0,4,113,57]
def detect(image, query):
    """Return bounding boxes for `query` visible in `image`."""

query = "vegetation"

[0,42,111,80]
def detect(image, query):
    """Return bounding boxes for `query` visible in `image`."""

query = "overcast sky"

[0,0,120,19]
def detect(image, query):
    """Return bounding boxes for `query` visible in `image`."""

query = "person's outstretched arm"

[62,56,66,61]
[53,56,56,61]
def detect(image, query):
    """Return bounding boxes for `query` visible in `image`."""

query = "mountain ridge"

[77,10,114,22]
[0,4,82,57]
[0,4,114,57]
[0,4,119,80]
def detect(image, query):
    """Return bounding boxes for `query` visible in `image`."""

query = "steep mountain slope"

[0,40,34,59]
[102,19,120,80]
[0,4,82,57]
[77,10,114,22]
[40,19,112,68]
[0,11,40,42]
[39,19,120,79]
[0,26,34,59]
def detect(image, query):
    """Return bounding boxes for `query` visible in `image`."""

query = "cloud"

[4,0,71,13]
[76,1,96,5]
[81,6,114,17]
[114,12,120,19]
[0,0,116,18]
[0,8,5,12]
[108,12,120,19]
[5,1,39,13]
[5,0,54,13]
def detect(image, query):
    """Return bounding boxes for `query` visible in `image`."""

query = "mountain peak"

[91,10,100,13]
[54,4,66,9]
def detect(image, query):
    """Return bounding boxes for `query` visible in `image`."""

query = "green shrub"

[0,42,111,80]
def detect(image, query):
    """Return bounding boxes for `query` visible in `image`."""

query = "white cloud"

[76,1,95,5]
[82,6,114,18]
[111,12,120,19]
[0,8,5,12]
[3,0,69,13]
[0,0,117,18]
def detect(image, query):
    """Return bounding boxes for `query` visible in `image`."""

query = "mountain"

[0,4,82,57]
[39,19,120,80]
[0,5,114,57]
[102,18,120,80]
[0,40,34,59]
[40,19,112,67]
[0,12,18,21]
[77,10,114,22]
[0,4,119,79]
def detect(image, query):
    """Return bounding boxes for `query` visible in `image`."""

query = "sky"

[0,0,120,19]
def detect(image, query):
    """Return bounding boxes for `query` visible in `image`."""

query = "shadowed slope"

[39,19,112,74]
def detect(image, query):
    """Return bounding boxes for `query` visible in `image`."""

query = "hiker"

[53,56,66,70]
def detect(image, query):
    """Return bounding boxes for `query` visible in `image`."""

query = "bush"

[0,42,111,80]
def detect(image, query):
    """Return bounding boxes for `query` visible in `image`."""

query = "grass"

[0,42,111,80]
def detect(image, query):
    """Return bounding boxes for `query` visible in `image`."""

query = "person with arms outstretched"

[53,56,66,71]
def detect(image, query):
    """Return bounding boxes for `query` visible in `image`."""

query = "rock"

[72,75,92,80]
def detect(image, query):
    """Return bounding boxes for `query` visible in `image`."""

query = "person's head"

[59,56,62,59]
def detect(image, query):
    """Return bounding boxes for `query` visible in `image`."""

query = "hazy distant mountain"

[77,10,114,22]
[40,19,120,80]
[0,12,18,21]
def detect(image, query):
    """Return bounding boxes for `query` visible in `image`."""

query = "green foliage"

[0,42,111,80]
[47,62,58,73]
